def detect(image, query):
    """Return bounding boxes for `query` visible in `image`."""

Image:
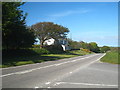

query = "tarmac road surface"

[1,53,118,89]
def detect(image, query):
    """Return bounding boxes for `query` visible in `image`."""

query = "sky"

[21,2,118,47]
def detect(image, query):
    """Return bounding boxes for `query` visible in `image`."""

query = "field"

[100,48,119,64]
[1,48,92,68]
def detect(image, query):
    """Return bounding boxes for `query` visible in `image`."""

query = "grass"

[1,49,92,68]
[100,51,119,64]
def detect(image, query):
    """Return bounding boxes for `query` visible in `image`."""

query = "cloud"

[50,10,89,17]
[45,9,91,21]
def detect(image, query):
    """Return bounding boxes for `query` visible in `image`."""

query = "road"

[1,53,118,89]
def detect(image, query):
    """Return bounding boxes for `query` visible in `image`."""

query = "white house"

[43,38,71,51]
[43,38,55,45]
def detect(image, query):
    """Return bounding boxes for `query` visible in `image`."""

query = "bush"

[43,44,64,54]
[100,46,110,53]
[32,45,40,48]
[31,48,49,54]
[80,48,92,53]
[15,61,34,66]
[2,48,49,60]
[2,49,38,58]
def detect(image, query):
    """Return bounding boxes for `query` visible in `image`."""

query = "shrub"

[2,49,38,58]
[100,46,110,53]
[31,48,49,54]
[80,48,92,53]
[43,44,64,54]
[15,61,34,66]
[32,45,40,48]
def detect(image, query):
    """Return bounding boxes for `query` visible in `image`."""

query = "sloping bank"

[100,51,119,64]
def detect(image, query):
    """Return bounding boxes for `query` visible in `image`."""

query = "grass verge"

[100,51,119,64]
[1,49,92,68]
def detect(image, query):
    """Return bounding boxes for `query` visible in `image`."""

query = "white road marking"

[55,64,61,66]
[1,63,41,70]
[70,60,77,62]
[35,86,39,88]
[1,54,101,77]
[69,53,106,73]
[50,53,107,84]
[53,84,57,86]
[1,56,78,70]
[56,82,61,85]
[1,73,16,77]
[56,82,118,87]
[45,82,51,85]
[85,53,106,67]
[69,72,73,74]
[15,70,33,74]
[1,54,97,70]
[47,87,51,88]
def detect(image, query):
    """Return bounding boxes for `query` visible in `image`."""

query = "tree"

[67,39,80,50]
[31,22,69,47]
[2,2,35,49]
[89,42,100,53]
[100,46,110,53]
[68,40,91,50]
[79,41,90,50]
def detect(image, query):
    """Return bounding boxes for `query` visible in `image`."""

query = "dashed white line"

[35,86,39,88]
[45,82,51,85]
[2,63,41,70]
[1,73,15,77]
[47,87,51,88]
[67,53,106,74]
[56,82,61,85]
[70,60,77,62]
[69,72,73,74]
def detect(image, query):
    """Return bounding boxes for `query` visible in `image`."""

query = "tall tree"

[2,2,35,49]
[31,22,69,47]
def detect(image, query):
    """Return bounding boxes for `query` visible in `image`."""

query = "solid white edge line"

[1,63,41,70]
[1,54,96,70]
[1,53,103,77]
[57,82,118,87]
